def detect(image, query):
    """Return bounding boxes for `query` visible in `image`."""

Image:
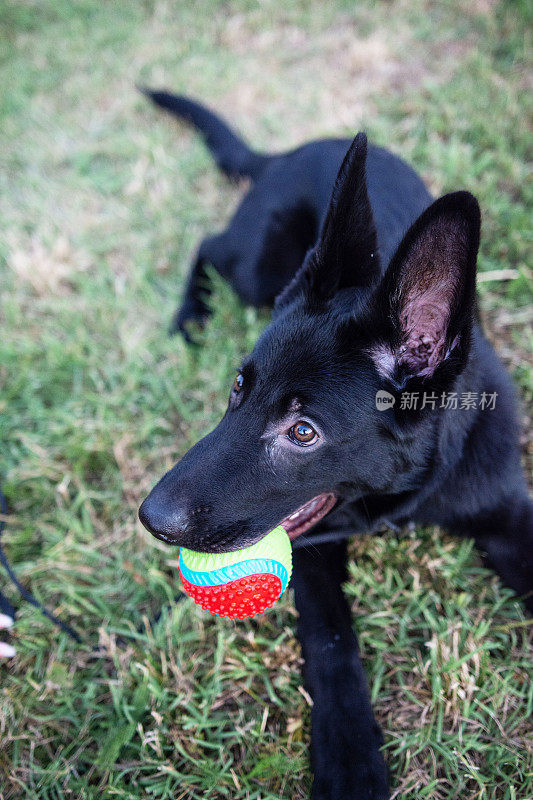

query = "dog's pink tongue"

[282,493,337,540]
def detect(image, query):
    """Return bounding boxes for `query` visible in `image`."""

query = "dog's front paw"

[169,300,210,342]
[312,762,389,800]
[311,714,389,800]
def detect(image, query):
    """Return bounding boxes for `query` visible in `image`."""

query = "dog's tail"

[139,87,272,181]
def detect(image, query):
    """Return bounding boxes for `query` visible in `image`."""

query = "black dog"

[139,91,533,800]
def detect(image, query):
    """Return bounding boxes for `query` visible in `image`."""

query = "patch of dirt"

[6,233,91,296]
[215,14,472,145]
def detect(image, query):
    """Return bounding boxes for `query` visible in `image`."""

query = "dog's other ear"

[369,191,480,383]
[275,133,380,311]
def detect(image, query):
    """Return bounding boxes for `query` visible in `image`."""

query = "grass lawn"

[0,1,531,798]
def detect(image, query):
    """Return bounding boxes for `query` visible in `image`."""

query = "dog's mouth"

[279,492,338,540]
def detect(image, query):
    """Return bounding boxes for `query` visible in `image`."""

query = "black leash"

[0,487,81,642]
[0,485,183,648]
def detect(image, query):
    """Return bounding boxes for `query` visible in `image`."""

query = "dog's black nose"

[138,495,190,545]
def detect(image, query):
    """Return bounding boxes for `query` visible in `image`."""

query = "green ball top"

[180,525,292,581]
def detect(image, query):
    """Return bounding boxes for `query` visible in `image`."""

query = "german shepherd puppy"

[139,91,533,799]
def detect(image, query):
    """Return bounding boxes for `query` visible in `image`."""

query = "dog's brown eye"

[233,373,244,393]
[288,422,318,446]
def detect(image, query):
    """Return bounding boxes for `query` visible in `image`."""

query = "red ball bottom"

[179,571,283,619]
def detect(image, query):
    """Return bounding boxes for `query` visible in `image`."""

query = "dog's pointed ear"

[315,132,381,294]
[275,133,380,312]
[369,191,480,383]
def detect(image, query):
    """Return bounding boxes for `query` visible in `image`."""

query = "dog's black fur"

[139,89,431,338]
[139,91,533,800]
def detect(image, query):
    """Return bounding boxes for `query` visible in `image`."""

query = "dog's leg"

[170,236,221,339]
[292,540,390,800]
[467,493,533,612]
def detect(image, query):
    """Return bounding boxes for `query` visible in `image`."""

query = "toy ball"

[178,526,292,619]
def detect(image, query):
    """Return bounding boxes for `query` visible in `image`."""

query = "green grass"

[0,1,531,798]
